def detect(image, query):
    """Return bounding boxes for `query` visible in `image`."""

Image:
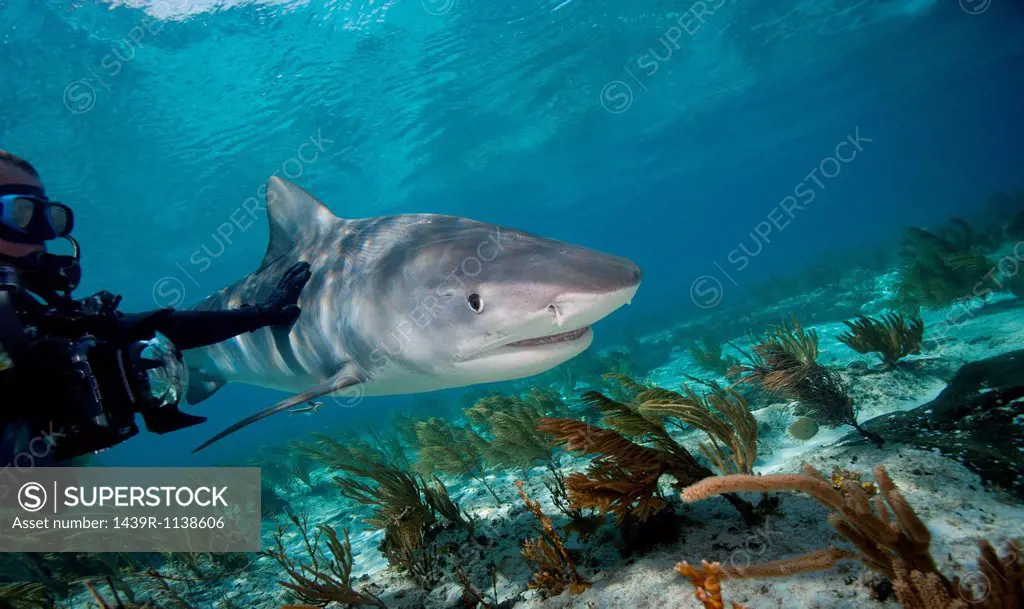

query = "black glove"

[258,262,311,327]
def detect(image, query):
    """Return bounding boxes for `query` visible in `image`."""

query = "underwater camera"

[40,331,207,460]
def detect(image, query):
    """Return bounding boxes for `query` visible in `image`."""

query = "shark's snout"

[619,260,644,288]
[593,256,642,295]
[548,246,643,295]
[549,279,640,327]
[536,247,642,328]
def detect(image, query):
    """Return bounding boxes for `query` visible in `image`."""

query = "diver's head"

[0,151,81,295]
[0,150,74,257]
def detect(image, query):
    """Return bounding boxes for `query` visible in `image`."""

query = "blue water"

[2,0,1022,465]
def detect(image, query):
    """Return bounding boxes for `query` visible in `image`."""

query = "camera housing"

[46,333,206,461]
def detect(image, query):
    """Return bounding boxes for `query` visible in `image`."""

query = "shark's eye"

[468,293,484,313]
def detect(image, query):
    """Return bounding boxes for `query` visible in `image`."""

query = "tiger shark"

[186,177,642,452]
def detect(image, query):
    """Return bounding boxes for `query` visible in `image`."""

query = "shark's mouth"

[505,326,591,348]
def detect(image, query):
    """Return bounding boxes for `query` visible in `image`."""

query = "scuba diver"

[0,150,312,465]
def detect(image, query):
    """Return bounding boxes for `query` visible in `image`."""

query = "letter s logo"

[18,482,47,512]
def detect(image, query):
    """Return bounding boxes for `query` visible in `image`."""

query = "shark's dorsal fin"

[263,177,340,266]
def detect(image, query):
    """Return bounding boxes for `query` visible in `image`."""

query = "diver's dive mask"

[0,185,74,244]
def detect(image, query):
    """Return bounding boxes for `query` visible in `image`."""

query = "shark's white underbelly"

[184,323,457,398]
[203,357,462,399]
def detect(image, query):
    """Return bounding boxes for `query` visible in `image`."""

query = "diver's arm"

[143,261,312,351]
[150,307,288,350]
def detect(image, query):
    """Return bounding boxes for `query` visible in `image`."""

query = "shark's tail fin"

[186,367,226,404]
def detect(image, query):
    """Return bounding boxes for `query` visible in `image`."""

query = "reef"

[842,349,1024,498]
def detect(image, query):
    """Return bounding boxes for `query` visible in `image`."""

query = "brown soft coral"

[730,343,883,447]
[837,312,924,368]
[679,464,1024,608]
[565,462,667,524]
[259,513,385,608]
[675,561,748,609]
[762,314,820,365]
[539,418,676,524]
[516,480,591,597]
[637,379,758,476]
[539,416,760,525]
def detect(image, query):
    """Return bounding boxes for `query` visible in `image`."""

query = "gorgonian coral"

[680,464,1024,609]
[516,480,591,597]
[838,312,924,368]
[731,344,882,446]
[260,513,385,607]
[675,561,748,609]
[689,337,740,376]
[893,227,993,312]
[636,379,758,476]
[538,418,675,524]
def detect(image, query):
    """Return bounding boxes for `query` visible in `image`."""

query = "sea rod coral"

[679,464,1024,608]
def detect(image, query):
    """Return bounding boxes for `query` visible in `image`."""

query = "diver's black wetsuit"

[0,262,311,466]
[122,305,294,350]
[8,288,290,349]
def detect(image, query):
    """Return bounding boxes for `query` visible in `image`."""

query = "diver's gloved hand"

[259,261,311,326]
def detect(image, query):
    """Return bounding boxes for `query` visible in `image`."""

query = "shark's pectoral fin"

[191,370,364,453]
[186,368,226,405]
